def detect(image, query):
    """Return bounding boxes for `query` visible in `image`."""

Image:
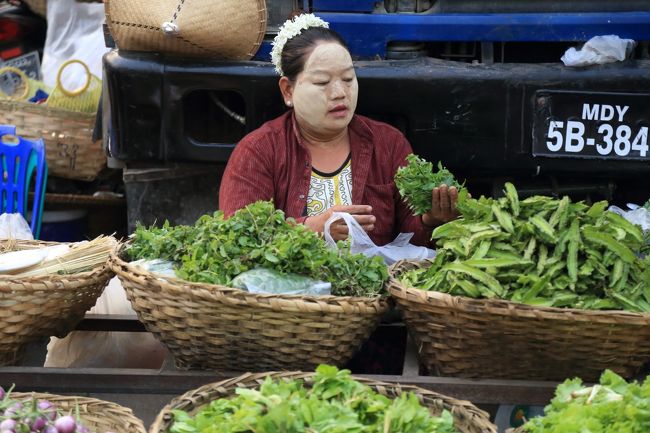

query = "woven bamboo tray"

[0,240,113,365]
[109,245,390,371]
[149,371,497,433]
[10,392,145,433]
[0,99,105,181]
[389,260,650,382]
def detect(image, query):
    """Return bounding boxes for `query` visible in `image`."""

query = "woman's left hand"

[421,184,460,228]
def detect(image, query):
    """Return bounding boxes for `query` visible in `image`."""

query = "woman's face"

[291,42,358,137]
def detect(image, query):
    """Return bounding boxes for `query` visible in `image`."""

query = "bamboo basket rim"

[149,371,497,433]
[388,259,650,324]
[0,240,112,286]
[0,97,98,117]
[110,243,390,314]
[9,391,146,433]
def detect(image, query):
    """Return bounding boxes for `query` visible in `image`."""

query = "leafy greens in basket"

[170,365,459,433]
[127,201,387,297]
[400,183,650,312]
[523,369,650,433]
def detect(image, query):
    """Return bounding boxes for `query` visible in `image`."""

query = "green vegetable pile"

[400,183,650,311]
[127,201,388,296]
[524,369,650,433]
[395,154,463,215]
[170,365,459,433]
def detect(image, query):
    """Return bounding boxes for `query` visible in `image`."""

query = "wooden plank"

[0,366,558,406]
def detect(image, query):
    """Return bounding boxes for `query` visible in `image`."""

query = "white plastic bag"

[231,268,331,295]
[324,212,435,265]
[41,0,108,90]
[561,35,635,67]
[0,213,33,240]
[44,277,168,368]
[608,204,650,232]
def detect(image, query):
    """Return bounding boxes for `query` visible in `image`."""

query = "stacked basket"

[109,245,389,371]
[0,240,113,365]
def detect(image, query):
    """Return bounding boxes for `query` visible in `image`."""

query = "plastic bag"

[561,35,635,67]
[231,268,331,295]
[41,0,108,90]
[608,204,650,232]
[130,258,178,278]
[0,213,33,240]
[324,212,436,265]
[44,276,168,368]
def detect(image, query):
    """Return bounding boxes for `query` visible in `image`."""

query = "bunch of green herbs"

[524,369,650,433]
[395,154,463,215]
[400,183,650,312]
[170,364,459,433]
[127,201,388,296]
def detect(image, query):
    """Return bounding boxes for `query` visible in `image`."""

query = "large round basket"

[149,371,496,433]
[0,240,113,365]
[109,246,390,371]
[10,392,145,433]
[105,0,267,60]
[389,260,650,382]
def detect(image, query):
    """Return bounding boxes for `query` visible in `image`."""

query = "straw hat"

[105,0,267,59]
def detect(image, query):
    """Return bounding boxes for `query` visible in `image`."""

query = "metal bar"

[317,12,650,57]
[75,314,147,332]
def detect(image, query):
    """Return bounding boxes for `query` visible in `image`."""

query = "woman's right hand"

[304,205,375,241]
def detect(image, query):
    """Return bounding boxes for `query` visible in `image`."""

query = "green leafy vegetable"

[524,369,650,433]
[395,154,464,215]
[170,365,459,433]
[128,201,388,296]
[401,183,650,312]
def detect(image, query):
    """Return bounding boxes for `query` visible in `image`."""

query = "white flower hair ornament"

[271,14,329,76]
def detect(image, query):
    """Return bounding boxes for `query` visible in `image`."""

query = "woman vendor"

[219,14,460,245]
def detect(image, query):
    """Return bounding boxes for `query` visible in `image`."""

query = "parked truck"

[102,0,650,228]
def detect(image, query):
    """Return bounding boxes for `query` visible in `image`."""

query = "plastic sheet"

[231,268,331,295]
[44,277,168,368]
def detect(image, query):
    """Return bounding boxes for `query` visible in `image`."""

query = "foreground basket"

[0,100,105,181]
[0,240,113,365]
[11,392,145,433]
[389,260,650,381]
[150,371,496,433]
[109,246,390,371]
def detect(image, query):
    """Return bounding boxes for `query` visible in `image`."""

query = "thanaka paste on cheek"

[292,43,359,139]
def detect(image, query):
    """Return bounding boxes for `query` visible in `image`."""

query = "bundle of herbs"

[127,201,388,297]
[395,154,464,215]
[400,183,650,312]
[523,369,650,433]
[169,365,459,433]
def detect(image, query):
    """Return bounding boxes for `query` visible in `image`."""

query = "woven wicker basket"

[389,260,650,382]
[0,240,113,365]
[109,246,390,371]
[105,0,267,59]
[0,99,105,181]
[149,371,497,433]
[10,392,145,433]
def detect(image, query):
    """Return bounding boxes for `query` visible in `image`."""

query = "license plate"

[532,91,649,160]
